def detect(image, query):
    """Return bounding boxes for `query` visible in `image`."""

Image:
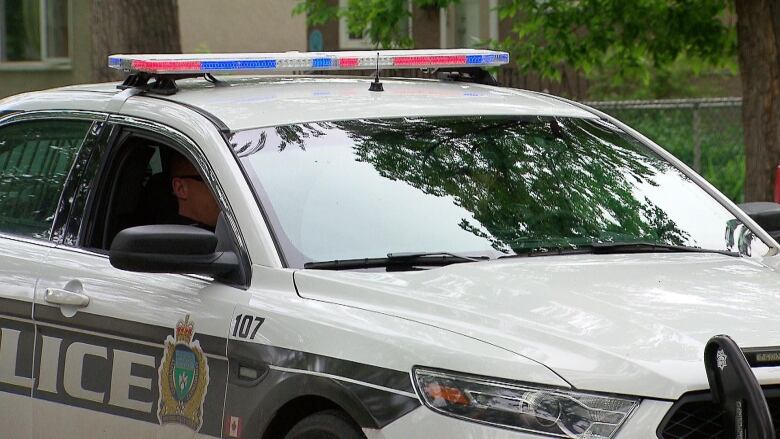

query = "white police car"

[1,49,779,439]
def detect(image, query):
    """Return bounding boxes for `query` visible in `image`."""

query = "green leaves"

[295,0,736,86]
[292,0,338,26]
[294,0,418,48]
[498,0,736,84]
[344,0,414,48]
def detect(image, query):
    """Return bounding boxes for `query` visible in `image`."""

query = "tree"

[294,0,779,202]
[293,0,449,48]
[735,1,780,201]
[90,0,181,83]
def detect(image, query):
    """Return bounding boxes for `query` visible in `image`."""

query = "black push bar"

[705,335,775,438]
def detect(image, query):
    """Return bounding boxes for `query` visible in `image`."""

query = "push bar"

[704,335,775,438]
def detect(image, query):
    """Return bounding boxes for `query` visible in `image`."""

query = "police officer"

[166,152,220,232]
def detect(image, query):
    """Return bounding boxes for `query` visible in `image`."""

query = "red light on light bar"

[132,60,202,73]
[339,58,359,68]
[393,55,467,66]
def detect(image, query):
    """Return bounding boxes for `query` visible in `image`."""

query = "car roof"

[57,75,596,132]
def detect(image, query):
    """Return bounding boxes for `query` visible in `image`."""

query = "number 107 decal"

[231,314,265,340]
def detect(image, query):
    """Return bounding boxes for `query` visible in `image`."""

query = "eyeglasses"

[174,174,204,182]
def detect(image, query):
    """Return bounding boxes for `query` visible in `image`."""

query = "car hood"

[294,253,780,399]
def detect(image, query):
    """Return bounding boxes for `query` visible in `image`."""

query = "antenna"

[369,52,384,92]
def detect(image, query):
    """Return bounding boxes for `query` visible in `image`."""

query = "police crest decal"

[158,315,209,431]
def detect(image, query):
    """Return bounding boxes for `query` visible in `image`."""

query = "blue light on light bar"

[466,53,511,65]
[312,58,334,68]
[466,55,490,65]
[201,59,277,70]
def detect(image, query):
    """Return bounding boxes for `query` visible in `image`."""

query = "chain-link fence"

[585,98,744,202]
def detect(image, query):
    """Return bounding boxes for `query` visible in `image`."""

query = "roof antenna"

[369,52,384,92]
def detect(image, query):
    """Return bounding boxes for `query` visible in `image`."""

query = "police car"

[1,49,779,439]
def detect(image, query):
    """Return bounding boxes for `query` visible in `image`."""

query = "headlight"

[413,368,639,438]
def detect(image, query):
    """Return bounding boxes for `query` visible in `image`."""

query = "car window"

[231,116,770,267]
[0,119,91,239]
[74,126,248,285]
[81,131,223,251]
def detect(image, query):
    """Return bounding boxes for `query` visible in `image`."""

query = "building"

[0,0,92,99]
[0,0,585,99]
[178,0,306,54]
[0,0,306,98]
[307,0,588,98]
[310,0,499,51]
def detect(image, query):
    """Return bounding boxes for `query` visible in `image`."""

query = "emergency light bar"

[108,49,510,75]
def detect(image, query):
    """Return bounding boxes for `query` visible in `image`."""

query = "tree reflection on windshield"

[230,116,757,266]
[340,117,691,253]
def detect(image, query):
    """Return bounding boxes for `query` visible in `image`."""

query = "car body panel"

[32,230,239,438]
[295,252,780,400]
[0,236,50,438]
[367,399,672,439]
[221,265,570,434]
[30,397,217,439]
[0,90,117,113]
[37,77,596,131]
[162,77,596,131]
[242,265,567,386]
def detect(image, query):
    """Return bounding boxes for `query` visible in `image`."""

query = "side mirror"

[109,225,239,276]
[738,202,780,241]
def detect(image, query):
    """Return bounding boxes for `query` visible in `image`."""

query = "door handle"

[45,288,90,308]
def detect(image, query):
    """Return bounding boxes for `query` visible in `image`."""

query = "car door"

[32,119,248,439]
[0,113,99,439]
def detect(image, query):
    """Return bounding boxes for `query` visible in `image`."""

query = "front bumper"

[367,398,673,439]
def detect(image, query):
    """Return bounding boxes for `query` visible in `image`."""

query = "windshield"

[230,116,769,268]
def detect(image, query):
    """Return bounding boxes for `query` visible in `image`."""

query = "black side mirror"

[738,202,780,241]
[109,225,239,276]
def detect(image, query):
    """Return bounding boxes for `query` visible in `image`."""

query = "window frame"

[338,0,412,49]
[68,115,252,288]
[0,110,105,245]
[440,0,499,49]
[39,0,72,62]
[0,0,72,68]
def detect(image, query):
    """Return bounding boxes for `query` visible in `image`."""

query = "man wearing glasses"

[167,151,220,232]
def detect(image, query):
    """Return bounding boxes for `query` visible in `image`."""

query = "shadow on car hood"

[293,252,780,400]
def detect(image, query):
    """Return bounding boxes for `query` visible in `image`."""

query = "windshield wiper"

[500,242,740,258]
[588,242,740,256]
[304,251,488,270]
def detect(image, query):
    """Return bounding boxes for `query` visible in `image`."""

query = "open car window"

[79,132,218,252]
